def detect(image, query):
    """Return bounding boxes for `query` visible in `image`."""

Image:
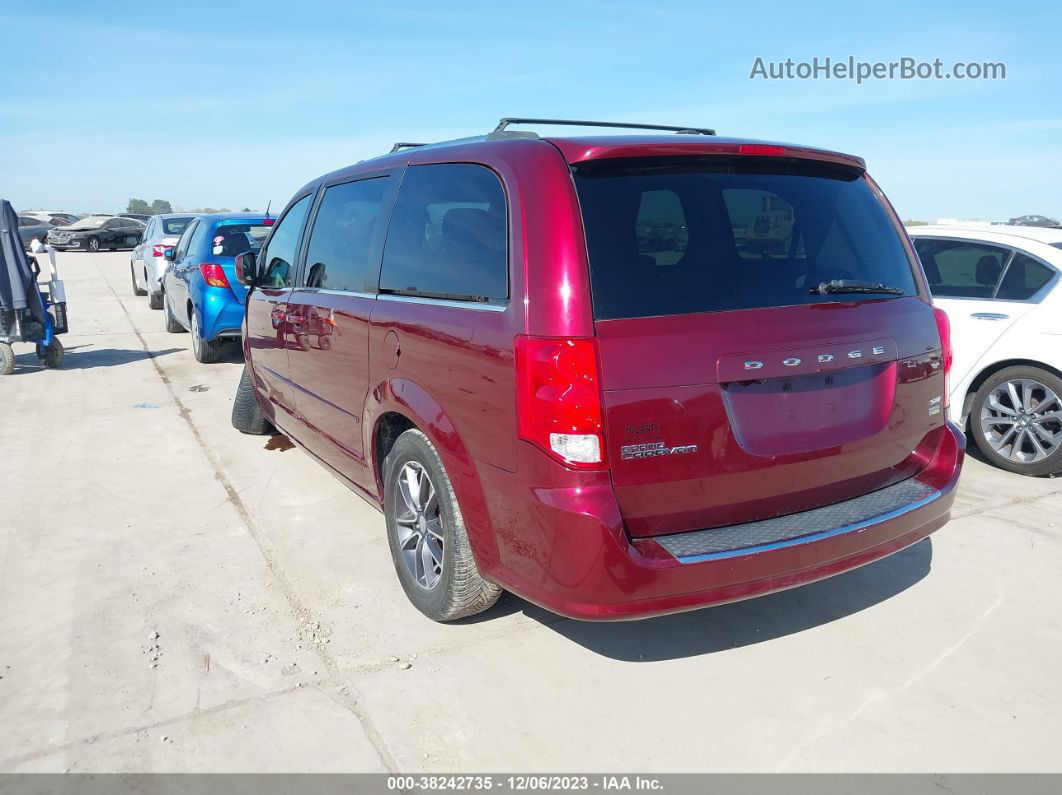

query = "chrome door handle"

[971,312,1009,320]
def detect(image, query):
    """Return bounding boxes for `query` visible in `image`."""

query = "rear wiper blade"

[810,279,905,296]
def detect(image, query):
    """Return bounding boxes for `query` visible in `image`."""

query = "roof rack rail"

[390,142,428,153]
[492,117,716,136]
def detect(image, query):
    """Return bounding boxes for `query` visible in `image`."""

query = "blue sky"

[1,0,1059,221]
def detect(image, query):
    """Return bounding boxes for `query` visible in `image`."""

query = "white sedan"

[908,224,1062,476]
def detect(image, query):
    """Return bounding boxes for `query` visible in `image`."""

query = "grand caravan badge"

[621,441,699,460]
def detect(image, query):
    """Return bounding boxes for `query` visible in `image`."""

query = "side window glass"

[186,221,209,258]
[636,190,688,266]
[380,164,507,301]
[302,177,388,291]
[997,254,1056,301]
[913,240,1008,299]
[174,221,197,260]
[261,195,312,288]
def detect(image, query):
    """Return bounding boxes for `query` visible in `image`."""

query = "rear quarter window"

[379,164,507,302]
[996,253,1056,301]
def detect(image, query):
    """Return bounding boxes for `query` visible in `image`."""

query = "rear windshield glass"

[573,157,918,319]
[162,216,194,235]
[209,222,272,257]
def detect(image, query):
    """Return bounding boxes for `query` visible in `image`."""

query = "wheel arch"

[962,358,1062,427]
[367,378,501,572]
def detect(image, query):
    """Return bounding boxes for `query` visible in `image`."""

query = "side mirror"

[234,251,258,286]
[163,247,175,261]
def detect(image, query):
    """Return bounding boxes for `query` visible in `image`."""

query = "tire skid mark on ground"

[1,683,307,768]
[951,484,1062,520]
[91,256,401,774]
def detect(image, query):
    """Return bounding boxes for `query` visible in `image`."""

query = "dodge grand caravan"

[230,118,964,621]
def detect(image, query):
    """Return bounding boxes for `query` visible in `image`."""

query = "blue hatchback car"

[161,213,274,362]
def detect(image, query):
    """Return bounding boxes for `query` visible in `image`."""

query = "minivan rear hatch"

[571,152,947,537]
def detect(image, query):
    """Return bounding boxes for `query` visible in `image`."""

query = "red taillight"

[738,144,786,156]
[152,244,167,257]
[515,336,605,468]
[933,306,953,407]
[262,219,275,226]
[200,263,230,289]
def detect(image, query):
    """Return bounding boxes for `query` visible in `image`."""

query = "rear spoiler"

[549,138,866,172]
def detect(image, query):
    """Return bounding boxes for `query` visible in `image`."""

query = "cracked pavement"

[1,251,1060,772]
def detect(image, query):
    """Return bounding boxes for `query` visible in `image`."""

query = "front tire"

[383,429,502,621]
[190,311,221,363]
[971,365,1062,476]
[39,339,64,369]
[86,237,100,252]
[231,365,274,435]
[130,263,147,296]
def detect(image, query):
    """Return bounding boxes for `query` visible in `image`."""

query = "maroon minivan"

[231,118,964,621]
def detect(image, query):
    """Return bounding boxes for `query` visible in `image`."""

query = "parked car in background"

[229,119,963,622]
[15,215,57,249]
[48,215,144,252]
[130,214,195,309]
[161,213,273,362]
[1007,215,1060,228]
[20,211,78,226]
[118,213,152,223]
[909,224,1062,475]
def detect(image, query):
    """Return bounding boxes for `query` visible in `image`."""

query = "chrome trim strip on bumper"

[656,479,942,564]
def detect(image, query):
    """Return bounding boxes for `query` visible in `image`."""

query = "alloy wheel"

[191,313,201,357]
[980,378,1062,463]
[392,461,444,590]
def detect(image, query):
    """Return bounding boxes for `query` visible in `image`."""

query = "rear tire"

[130,263,147,296]
[148,290,163,310]
[163,291,185,333]
[970,365,1062,476]
[0,343,14,376]
[231,365,274,435]
[383,429,502,621]
[191,311,221,363]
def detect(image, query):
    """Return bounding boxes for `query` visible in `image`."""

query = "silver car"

[130,214,195,309]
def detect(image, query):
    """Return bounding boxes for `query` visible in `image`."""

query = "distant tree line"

[126,198,258,215]
[126,198,173,214]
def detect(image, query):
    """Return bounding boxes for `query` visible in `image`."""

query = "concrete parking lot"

[1,250,1060,773]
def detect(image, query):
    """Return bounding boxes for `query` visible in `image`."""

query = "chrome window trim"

[376,293,508,312]
[291,287,377,300]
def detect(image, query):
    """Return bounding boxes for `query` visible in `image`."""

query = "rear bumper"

[197,287,245,341]
[476,421,964,620]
